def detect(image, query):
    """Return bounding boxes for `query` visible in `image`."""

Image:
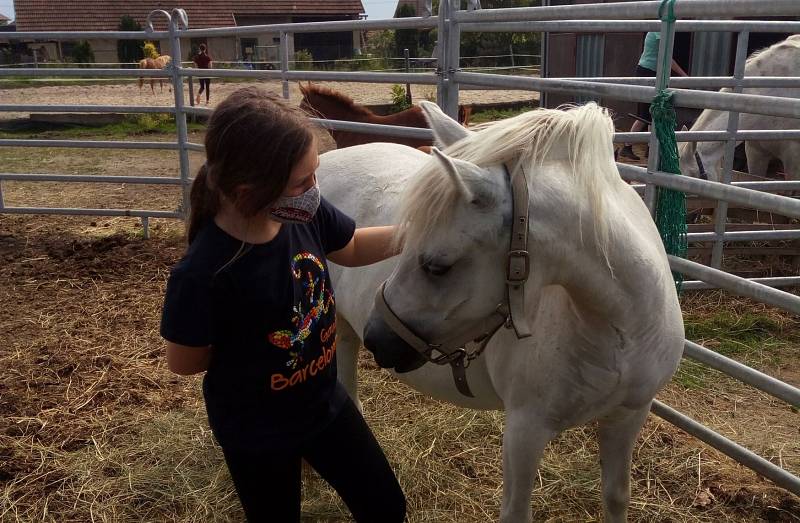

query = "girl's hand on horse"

[328,226,401,267]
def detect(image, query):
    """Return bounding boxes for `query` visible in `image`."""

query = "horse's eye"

[419,255,453,277]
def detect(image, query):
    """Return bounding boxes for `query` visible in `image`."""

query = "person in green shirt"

[619,32,689,161]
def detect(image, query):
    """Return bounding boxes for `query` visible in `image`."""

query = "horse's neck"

[528,167,673,334]
[313,97,370,122]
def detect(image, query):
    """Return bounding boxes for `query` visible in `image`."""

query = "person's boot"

[619,145,641,161]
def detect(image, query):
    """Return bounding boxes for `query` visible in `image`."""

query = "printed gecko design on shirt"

[268,252,334,369]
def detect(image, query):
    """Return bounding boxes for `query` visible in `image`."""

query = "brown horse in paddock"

[298,83,471,151]
[138,55,172,94]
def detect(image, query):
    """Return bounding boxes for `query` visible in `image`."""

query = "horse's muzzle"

[364,310,427,373]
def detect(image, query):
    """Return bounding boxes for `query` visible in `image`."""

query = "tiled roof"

[15,1,365,32]
[0,13,10,22]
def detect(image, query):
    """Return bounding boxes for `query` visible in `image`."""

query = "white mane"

[397,102,622,262]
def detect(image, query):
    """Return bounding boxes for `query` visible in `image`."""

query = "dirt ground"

[0,78,539,121]
[1,121,799,521]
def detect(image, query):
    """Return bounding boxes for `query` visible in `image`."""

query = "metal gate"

[1,0,799,497]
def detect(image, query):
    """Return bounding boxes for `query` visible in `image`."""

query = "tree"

[394,4,419,57]
[117,16,144,65]
[456,1,540,68]
[71,40,95,66]
[365,30,396,58]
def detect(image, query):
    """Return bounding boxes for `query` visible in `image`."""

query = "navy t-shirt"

[160,197,356,451]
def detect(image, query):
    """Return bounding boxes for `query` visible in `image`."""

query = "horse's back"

[318,143,429,225]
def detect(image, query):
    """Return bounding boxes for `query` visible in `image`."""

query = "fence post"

[32,48,38,69]
[711,30,750,269]
[165,10,192,220]
[188,76,196,123]
[280,31,290,99]
[404,48,412,104]
[644,16,678,215]
[443,0,461,119]
[435,0,448,109]
[509,44,515,70]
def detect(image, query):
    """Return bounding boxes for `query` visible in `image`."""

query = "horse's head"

[298,83,370,121]
[364,104,512,372]
[364,101,623,373]
[298,82,322,119]
[677,125,710,180]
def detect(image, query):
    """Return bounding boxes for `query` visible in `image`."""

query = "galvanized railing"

[0,0,799,497]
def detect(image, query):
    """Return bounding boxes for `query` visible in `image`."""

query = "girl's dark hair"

[187,87,315,243]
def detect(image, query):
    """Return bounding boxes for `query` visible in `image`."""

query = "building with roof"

[0,12,11,25]
[13,1,365,64]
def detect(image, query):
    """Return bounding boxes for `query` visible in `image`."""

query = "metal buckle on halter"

[430,347,467,365]
[506,250,530,284]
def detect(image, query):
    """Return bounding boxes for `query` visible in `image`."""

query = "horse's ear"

[431,147,474,201]
[677,124,694,154]
[420,101,473,148]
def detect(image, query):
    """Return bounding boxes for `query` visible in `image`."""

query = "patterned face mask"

[268,184,321,224]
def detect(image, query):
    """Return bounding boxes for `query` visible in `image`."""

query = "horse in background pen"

[299,83,471,151]
[138,55,173,94]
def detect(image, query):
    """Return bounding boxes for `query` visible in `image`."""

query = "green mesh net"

[651,0,687,292]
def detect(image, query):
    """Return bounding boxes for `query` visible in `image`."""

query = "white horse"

[679,34,800,181]
[318,101,685,522]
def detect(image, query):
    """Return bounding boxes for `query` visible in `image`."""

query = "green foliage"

[70,41,95,66]
[142,42,160,60]
[365,30,396,59]
[132,114,174,133]
[333,54,389,72]
[293,49,313,70]
[117,16,144,65]
[390,84,411,113]
[457,0,541,69]
[469,106,533,124]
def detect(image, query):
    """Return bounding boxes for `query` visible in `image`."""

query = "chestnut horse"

[298,83,471,151]
[138,55,172,94]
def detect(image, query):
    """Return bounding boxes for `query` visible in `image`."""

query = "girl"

[160,87,406,522]
[619,31,689,161]
[192,43,212,105]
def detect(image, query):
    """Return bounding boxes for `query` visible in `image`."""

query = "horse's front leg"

[500,410,556,523]
[745,141,771,177]
[597,403,651,523]
[335,314,363,412]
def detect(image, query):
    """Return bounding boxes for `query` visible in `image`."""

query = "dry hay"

[1,133,799,522]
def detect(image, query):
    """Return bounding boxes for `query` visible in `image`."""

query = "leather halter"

[374,164,533,397]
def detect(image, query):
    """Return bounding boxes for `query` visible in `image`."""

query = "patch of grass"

[684,310,793,362]
[673,359,716,389]
[469,106,534,125]
[0,77,136,89]
[0,115,205,140]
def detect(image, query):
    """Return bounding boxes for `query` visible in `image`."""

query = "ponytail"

[187,163,219,244]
